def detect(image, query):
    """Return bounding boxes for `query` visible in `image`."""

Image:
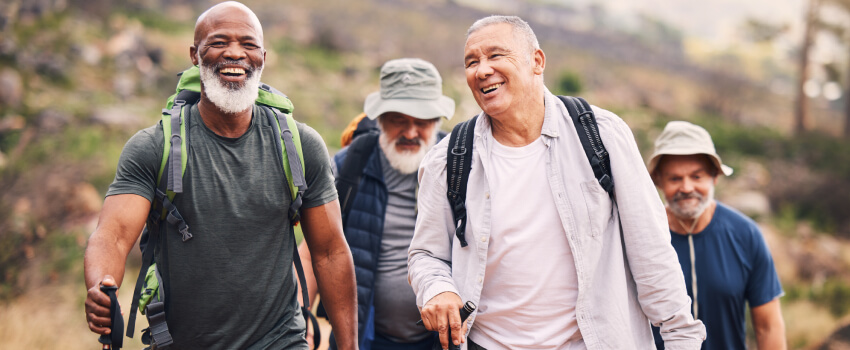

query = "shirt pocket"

[580,180,613,238]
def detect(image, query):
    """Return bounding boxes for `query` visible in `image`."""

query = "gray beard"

[198,54,263,114]
[667,186,714,220]
[378,132,437,175]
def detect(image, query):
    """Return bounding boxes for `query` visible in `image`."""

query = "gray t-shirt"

[372,151,431,343]
[107,104,337,349]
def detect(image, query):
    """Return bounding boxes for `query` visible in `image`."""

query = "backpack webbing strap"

[557,96,614,197]
[127,214,161,337]
[141,267,173,349]
[336,131,379,221]
[267,107,308,223]
[291,226,321,349]
[446,116,478,248]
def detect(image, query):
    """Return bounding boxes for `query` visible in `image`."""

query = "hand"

[305,318,314,349]
[85,275,117,335]
[420,292,467,350]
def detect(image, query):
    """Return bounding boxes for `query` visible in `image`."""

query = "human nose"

[401,123,418,139]
[681,178,694,193]
[223,43,247,60]
[475,59,493,80]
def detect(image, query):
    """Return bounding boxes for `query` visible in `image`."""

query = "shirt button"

[481,236,487,242]
[485,192,490,199]
[478,277,483,283]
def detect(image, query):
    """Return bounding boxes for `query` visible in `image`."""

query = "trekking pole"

[98,284,124,350]
[448,301,476,350]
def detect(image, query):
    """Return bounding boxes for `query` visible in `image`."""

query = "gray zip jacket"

[408,90,705,349]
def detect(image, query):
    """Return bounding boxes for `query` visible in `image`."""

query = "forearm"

[313,245,357,349]
[84,229,132,290]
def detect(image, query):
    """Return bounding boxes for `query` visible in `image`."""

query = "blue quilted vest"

[329,142,387,350]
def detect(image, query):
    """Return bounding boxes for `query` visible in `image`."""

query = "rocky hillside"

[0,0,849,348]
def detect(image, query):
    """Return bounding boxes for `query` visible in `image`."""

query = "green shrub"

[556,70,583,95]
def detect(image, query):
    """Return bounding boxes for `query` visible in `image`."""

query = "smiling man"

[298,58,454,350]
[83,2,357,349]
[648,121,786,350]
[408,16,705,349]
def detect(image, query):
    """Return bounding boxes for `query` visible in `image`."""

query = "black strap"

[446,116,478,248]
[557,96,614,197]
[99,285,124,349]
[291,225,322,349]
[336,130,380,221]
[266,107,320,349]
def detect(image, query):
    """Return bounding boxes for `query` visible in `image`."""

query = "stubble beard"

[667,186,714,220]
[198,53,263,115]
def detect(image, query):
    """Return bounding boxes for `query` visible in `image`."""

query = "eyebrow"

[464,45,510,62]
[207,34,260,42]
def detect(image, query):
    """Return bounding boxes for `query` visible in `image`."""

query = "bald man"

[83,2,358,349]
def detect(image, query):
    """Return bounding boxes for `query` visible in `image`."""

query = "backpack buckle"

[451,147,467,156]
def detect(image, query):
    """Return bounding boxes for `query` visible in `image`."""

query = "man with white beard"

[298,58,454,350]
[84,2,357,349]
[647,121,786,350]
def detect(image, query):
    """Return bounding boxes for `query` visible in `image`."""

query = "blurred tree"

[556,70,583,95]
[795,0,821,135]
[742,18,789,43]
[819,0,850,137]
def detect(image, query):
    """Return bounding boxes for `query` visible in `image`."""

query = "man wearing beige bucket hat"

[299,58,454,350]
[648,121,786,350]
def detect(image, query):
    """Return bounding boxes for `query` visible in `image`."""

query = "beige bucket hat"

[364,58,455,120]
[647,121,733,176]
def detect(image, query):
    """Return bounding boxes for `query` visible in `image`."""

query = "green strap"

[269,109,306,202]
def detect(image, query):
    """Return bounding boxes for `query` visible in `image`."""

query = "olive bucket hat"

[647,121,733,176]
[364,58,455,120]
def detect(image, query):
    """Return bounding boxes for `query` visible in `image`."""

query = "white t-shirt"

[469,136,582,350]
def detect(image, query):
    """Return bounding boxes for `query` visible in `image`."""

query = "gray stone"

[0,68,23,107]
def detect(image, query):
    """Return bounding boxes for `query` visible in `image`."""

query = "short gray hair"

[467,15,540,55]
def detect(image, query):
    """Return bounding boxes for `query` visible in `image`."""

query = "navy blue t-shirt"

[652,202,783,350]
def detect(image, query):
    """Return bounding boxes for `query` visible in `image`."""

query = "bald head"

[194,1,263,46]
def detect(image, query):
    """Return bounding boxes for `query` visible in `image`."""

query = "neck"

[668,200,717,235]
[489,88,545,147]
[198,97,253,138]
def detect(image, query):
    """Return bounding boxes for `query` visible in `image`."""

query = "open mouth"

[481,83,502,94]
[219,67,246,77]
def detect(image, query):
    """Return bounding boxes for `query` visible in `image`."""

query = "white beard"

[198,54,263,114]
[667,186,714,219]
[379,131,437,175]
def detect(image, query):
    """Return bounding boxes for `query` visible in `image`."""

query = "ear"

[532,48,545,75]
[190,45,199,66]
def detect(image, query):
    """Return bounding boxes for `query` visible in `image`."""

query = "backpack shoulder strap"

[336,130,380,220]
[446,116,478,248]
[265,106,307,223]
[557,95,614,196]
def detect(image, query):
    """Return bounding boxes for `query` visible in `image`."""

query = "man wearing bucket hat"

[648,121,786,350]
[298,58,454,350]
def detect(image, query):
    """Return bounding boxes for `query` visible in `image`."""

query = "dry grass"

[0,274,147,350]
[784,299,840,349]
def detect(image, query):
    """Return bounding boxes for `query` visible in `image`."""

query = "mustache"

[672,191,703,202]
[395,137,423,146]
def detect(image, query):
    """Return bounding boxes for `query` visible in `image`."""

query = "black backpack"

[446,96,614,247]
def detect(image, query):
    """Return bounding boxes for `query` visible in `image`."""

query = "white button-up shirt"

[409,89,705,349]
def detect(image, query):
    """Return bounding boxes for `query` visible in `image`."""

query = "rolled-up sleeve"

[596,109,706,349]
[408,138,460,308]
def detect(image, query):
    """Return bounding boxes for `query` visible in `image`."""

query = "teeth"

[220,67,245,75]
[482,83,502,93]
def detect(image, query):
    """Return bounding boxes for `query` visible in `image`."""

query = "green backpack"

[124,66,319,349]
